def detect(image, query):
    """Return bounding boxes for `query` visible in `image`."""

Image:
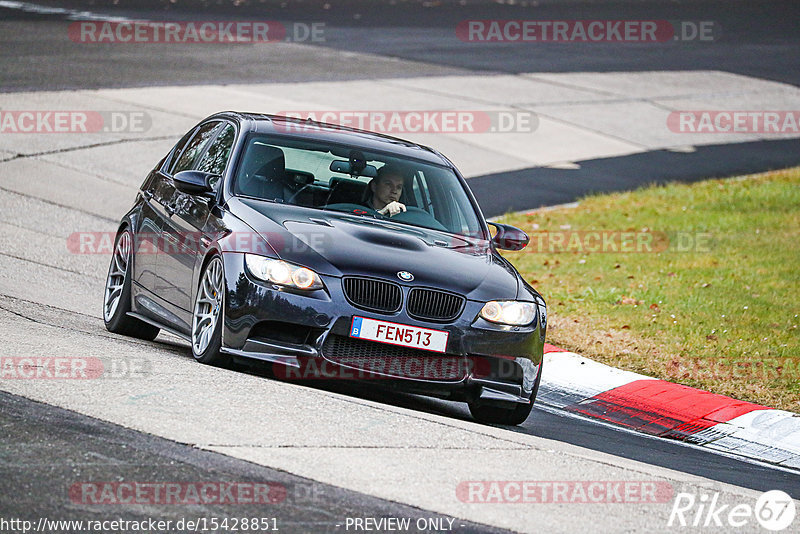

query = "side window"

[412,175,423,206]
[169,121,220,175]
[448,190,469,235]
[195,123,236,182]
[162,130,195,174]
[413,171,433,214]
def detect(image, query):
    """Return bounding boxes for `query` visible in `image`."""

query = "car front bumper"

[219,253,545,404]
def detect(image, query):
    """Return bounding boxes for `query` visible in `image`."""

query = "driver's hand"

[378,201,406,217]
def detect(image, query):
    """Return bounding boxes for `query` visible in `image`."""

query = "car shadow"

[148,334,800,497]
[238,358,476,422]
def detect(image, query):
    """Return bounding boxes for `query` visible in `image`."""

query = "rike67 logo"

[669,490,796,531]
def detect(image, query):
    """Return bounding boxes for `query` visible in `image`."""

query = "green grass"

[498,167,800,411]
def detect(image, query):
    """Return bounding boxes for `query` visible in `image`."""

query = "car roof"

[208,111,453,167]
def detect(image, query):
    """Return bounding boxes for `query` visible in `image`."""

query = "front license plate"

[349,316,449,353]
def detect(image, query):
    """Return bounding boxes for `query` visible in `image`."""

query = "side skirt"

[126,312,190,342]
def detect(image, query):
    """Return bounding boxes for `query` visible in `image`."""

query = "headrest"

[244,143,285,179]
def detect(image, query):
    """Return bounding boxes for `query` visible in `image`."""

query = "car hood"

[230,198,520,300]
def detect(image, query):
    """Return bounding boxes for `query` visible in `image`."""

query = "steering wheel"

[285,183,315,205]
[385,206,448,231]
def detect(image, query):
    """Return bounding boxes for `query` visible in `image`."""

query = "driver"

[363,164,408,217]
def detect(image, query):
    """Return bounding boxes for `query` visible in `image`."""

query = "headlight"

[245,254,323,290]
[480,300,536,326]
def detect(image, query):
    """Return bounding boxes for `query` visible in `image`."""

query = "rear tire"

[468,359,542,426]
[103,228,160,341]
[191,255,228,367]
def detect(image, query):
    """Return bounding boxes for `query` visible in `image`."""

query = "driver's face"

[371,175,404,209]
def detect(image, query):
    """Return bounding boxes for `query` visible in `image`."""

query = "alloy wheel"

[103,231,131,322]
[192,257,224,355]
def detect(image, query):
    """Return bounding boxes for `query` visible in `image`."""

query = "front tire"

[103,228,160,341]
[468,359,542,426]
[191,255,228,366]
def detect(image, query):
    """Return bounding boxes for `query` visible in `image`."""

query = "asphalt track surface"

[2,0,799,89]
[0,391,506,534]
[2,0,799,215]
[1,297,799,530]
[2,370,800,529]
[1,1,799,532]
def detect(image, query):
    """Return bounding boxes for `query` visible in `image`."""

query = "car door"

[131,129,195,295]
[131,170,165,294]
[159,121,236,312]
[147,120,221,308]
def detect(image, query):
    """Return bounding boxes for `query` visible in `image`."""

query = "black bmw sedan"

[103,112,547,425]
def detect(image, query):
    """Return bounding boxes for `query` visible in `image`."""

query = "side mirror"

[173,170,217,197]
[488,222,529,251]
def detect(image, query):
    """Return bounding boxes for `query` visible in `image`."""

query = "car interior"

[231,138,485,237]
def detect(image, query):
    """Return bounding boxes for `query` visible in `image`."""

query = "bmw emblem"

[397,271,414,282]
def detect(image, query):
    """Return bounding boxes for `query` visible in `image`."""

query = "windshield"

[232,135,485,238]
